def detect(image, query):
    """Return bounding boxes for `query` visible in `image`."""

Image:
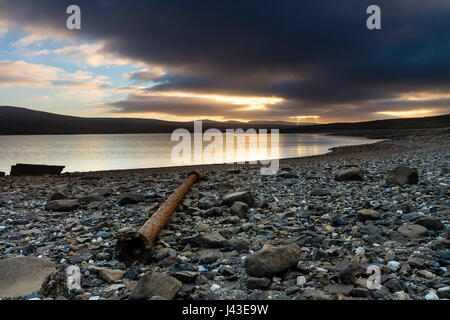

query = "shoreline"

[0,131,448,301]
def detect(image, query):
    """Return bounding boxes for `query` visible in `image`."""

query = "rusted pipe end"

[115,232,153,266]
[188,171,208,181]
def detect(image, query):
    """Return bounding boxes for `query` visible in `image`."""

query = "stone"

[407,257,426,269]
[398,224,428,239]
[203,207,223,217]
[197,249,222,264]
[310,189,331,197]
[0,257,56,298]
[0,172,5,177]
[296,276,307,287]
[352,288,370,297]
[357,209,380,221]
[45,200,80,212]
[425,291,439,300]
[372,286,390,299]
[118,193,145,205]
[130,272,182,300]
[91,187,113,197]
[99,268,124,283]
[334,167,363,181]
[10,164,64,176]
[49,192,68,201]
[244,245,300,277]
[387,261,401,272]
[384,279,404,292]
[183,232,230,248]
[385,166,419,186]
[325,284,354,296]
[230,202,249,218]
[222,191,255,207]
[415,217,443,231]
[196,224,212,233]
[171,271,198,283]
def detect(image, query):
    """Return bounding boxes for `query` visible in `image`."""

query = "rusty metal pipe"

[116,171,207,265]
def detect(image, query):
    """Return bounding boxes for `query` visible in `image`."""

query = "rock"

[49,192,68,201]
[352,288,370,297]
[357,209,380,221]
[296,276,307,287]
[334,167,363,181]
[222,191,254,207]
[0,172,5,177]
[398,224,428,239]
[130,272,182,300]
[385,166,419,186]
[197,249,222,264]
[10,164,64,176]
[171,271,198,283]
[244,245,300,277]
[247,277,271,290]
[384,279,404,292]
[415,217,443,231]
[387,261,401,272]
[118,194,145,205]
[230,202,249,218]
[303,288,335,300]
[203,207,223,217]
[407,257,426,269]
[372,286,390,299]
[196,224,211,233]
[325,284,354,296]
[91,187,113,197]
[425,290,439,300]
[45,200,80,212]
[99,268,124,283]
[197,198,221,210]
[0,257,56,298]
[183,232,230,248]
[310,189,331,197]
[79,194,102,205]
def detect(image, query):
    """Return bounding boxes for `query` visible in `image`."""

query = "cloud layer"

[1,0,450,121]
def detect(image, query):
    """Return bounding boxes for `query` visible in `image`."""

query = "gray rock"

[398,224,428,239]
[130,272,182,300]
[244,245,300,277]
[334,167,364,181]
[91,187,113,197]
[357,209,380,221]
[310,189,331,197]
[197,249,222,264]
[230,202,249,218]
[118,193,145,205]
[0,257,56,298]
[325,284,354,296]
[222,191,255,207]
[385,166,419,186]
[247,277,271,290]
[49,192,68,201]
[45,200,80,212]
[183,232,230,248]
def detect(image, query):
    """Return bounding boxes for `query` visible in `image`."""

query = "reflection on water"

[0,133,380,173]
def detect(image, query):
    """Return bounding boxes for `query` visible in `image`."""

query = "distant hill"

[0,106,297,135]
[0,106,449,136]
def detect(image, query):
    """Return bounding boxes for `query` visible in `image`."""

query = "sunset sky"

[1,0,450,123]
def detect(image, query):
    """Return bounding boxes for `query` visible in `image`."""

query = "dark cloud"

[1,0,450,120]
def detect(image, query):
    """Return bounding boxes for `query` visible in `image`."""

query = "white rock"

[296,276,306,287]
[387,261,400,271]
[355,247,365,255]
[210,284,221,292]
[89,296,101,300]
[425,291,439,300]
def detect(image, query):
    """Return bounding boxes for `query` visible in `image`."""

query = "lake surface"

[0,133,380,173]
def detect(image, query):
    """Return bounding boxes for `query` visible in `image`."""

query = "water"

[0,133,380,173]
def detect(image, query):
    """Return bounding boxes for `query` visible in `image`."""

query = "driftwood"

[10,164,65,177]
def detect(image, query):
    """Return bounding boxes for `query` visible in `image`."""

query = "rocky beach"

[0,130,449,301]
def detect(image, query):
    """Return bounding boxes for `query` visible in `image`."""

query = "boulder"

[398,224,428,239]
[244,245,300,277]
[385,166,419,186]
[45,200,80,212]
[0,257,56,298]
[334,167,364,182]
[416,217,443,231]
[130,272,181,300]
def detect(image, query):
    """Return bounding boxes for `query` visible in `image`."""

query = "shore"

[0,130,449,300]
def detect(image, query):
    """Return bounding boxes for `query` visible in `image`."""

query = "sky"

[0,0,450,123]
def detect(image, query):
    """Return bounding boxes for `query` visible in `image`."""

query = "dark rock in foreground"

[244,245,299,277]
[222,191,254,207]
[0,257,56,298]
[130,272,182,300]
